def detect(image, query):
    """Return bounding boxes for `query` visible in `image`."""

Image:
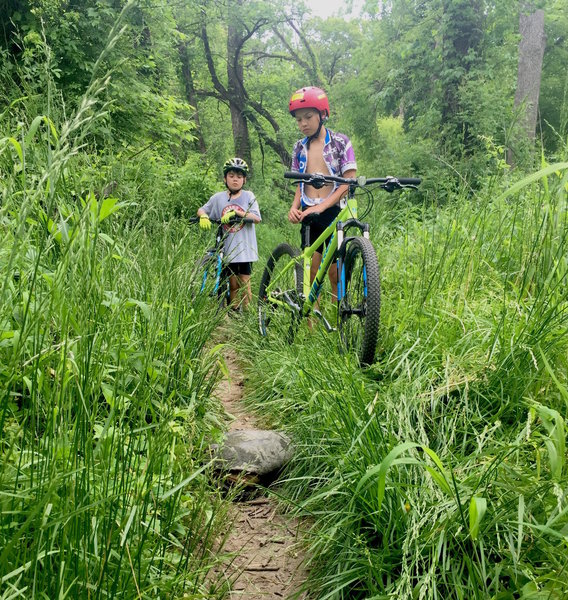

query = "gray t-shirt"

[199,190,261,263]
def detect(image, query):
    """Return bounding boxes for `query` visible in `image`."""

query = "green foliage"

[236,162,568,598]
[3,0,568,186]
[2,0,568,597]
[0,30,236,599]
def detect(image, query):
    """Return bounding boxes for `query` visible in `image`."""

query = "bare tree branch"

[327,51,344,86]
[245,108,290,165]
[271,27,316,79]
[286,18,323,87]
[248,99,281,133]
[232,17,269,98]
[244,50,301,66]
[194,89,230,107]
[200,20,229,100]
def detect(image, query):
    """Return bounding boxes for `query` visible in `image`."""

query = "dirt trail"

[216,346,308,599]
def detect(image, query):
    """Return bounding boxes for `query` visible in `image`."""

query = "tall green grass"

[0,49,233,600]
[236,162,568,599]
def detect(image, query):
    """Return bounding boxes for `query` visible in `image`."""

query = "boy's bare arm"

[288,186,303,223]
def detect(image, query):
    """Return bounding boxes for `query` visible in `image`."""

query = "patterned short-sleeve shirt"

[291,128,357,207]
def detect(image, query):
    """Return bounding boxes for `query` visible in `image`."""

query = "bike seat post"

[302,222,311,249]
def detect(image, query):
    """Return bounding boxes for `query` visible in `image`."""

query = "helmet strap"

[306,114,326,149]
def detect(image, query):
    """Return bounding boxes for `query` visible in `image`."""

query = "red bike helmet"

[289,86,330,118]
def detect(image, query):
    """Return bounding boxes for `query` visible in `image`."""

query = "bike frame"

[190,216,256,305]
[266,186,369,321]
[200,225,226,296]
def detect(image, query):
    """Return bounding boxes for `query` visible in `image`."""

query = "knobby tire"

[338,237,381,365]
[197,252,229,311]
[258,243,302,343]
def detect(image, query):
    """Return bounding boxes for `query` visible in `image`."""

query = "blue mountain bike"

[189,216,254,309]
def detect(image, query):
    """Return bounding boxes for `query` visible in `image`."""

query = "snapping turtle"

[212,429,294,486]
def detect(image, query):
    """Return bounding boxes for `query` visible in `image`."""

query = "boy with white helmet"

[197,158,261,309]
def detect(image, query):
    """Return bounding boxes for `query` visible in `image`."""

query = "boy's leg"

[310,253,338,300]
[227,263,252,309]
[308,253,322,329]
[310,252,322,285]
[327,264,338,324]
[306,205,340,304]
[228,274,240,307]
[237,274,252,308]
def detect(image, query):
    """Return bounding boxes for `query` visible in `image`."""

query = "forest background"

[1,0,568,598]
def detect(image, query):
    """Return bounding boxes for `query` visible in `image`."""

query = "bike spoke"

[258,243,302,342]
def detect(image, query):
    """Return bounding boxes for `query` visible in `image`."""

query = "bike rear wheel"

[258,243,302,342]
[338,237,381,365]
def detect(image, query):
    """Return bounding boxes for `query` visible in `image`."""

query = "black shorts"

[223,261,252,277]
[300,205,341,253]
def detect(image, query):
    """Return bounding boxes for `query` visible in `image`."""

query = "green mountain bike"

[258,171,421,365]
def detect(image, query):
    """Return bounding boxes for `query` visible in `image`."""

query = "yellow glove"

[199,215,211,230]
[221,210,237,224]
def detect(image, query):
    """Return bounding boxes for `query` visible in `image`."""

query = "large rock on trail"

[213,429,294,477]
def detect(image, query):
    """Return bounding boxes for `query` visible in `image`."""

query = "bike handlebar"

[284,171,421,191]
[189,216,256,225]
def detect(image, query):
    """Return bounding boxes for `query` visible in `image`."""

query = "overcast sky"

[304,0,365,19]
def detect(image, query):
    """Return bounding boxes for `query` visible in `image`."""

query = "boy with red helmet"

[287,86,357,308]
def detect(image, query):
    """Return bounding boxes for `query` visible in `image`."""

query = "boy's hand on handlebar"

[199,215,211,230]
[221,210,237,224]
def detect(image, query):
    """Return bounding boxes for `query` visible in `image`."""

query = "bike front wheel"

[338,237,381,366]
[258,243,302,342]
[196,252,229,310]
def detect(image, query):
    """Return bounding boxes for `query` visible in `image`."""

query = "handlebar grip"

[397,178,422,185]
[284,171,308,180]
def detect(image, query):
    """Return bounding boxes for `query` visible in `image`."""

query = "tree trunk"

[507,8,546,166]
[178,41,207,155]
[513,8,546,140]
[227,1,252,169]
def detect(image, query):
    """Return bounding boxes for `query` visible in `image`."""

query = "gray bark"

[227,2,252,167]
[513,9,546,140]
[178,41,207,155]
